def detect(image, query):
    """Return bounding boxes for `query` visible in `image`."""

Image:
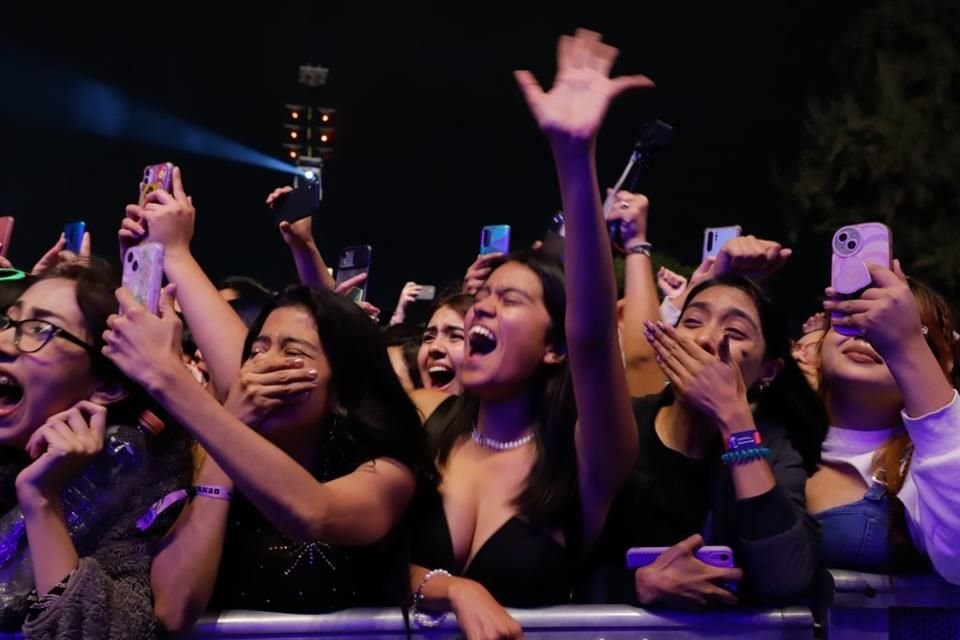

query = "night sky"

[0,6,863,326]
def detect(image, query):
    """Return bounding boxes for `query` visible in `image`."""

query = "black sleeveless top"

[208,423,406,613]
[411,397,578,607]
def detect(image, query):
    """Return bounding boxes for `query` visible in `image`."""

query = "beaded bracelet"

[411,568,452,628]
[721,446,771,465]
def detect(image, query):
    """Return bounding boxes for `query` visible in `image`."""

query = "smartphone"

[272,181,321,224]
[335,245,373,302]
[603,120,673,246]
[63,221,86,254]
[416,285,437,301]
[830,223,892,336]
[627,545,737,592]
[139,162,175,206]
[480,225,511,256]
[626,545,735,570]
[541,211,566,261]
[122,243,165,314]
[0,217,14,258]
[702,226,742,261]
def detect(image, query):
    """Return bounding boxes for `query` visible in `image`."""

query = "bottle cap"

[138,410,165,435]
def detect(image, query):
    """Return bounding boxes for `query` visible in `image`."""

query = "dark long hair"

[681,275,828,474]
[433,251,579,530]
[34,259,147,424]
[244,286,434,621]
[30,259,187,457]
[243,285,433,480]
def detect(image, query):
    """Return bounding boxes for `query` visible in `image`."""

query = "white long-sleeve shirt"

[821,390,960,584]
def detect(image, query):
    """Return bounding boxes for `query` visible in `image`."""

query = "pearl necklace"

[471,428,535,451]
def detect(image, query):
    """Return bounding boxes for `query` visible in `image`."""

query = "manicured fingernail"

[822,301,834,309]
[293,358,304,366]
[308,369,318,378]
[655,321,666,330]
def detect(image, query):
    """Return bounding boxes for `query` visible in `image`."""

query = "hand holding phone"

[271,182,321,225]
[627,545,735,570]
[830,223,892,337]
[628,536,741,607]
[602,120,672,248]
[123,243,165,314]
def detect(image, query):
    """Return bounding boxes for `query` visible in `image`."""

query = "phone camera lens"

[132,260,139,272]
[847,241,856,250]
[482,230,490,245]
[838,233,848,242]
[126,252,133,263]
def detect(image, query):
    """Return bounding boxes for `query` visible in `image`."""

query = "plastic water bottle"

[0,412,163,612]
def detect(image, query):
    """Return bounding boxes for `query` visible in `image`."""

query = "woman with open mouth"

[405,28,649,639]
[416,293,473,398]
[0,258,191,638]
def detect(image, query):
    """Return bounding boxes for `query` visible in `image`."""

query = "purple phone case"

[830,223,892,336]
[123,243,165,314]
[626,545,735,570]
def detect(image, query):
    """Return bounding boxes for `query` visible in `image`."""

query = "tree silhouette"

[791,0,960,302]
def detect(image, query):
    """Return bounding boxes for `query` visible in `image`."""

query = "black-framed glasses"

[0,316,97,355]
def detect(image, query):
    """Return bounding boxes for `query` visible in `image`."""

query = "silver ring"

[618,201,630,210]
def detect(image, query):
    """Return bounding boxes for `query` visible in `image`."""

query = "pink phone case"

[123,243,165,314]
[830,223,892,337]
[0,217,13,258]
[626,545,735,570]
[139,163,175,206]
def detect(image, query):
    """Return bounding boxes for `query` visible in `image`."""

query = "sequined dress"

[207,426,404,613]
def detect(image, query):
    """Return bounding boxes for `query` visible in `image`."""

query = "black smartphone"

[272,182,321,224]
[541,211,566,261]
[603,120,673,246]
[335,245,373,302]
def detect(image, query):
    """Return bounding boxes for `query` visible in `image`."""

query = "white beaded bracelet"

[411,568,452,628]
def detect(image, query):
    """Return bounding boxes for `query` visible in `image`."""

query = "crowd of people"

[0,28,957,640]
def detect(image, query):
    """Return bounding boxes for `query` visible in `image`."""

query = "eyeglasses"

[0,316,97,355]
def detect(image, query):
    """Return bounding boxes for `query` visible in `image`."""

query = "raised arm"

[607,191,666,396]
[825,261,960,583]
[265,186,337,291]
[122,166,248,399]
[103,288,416,545]
[515,28,651,542]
